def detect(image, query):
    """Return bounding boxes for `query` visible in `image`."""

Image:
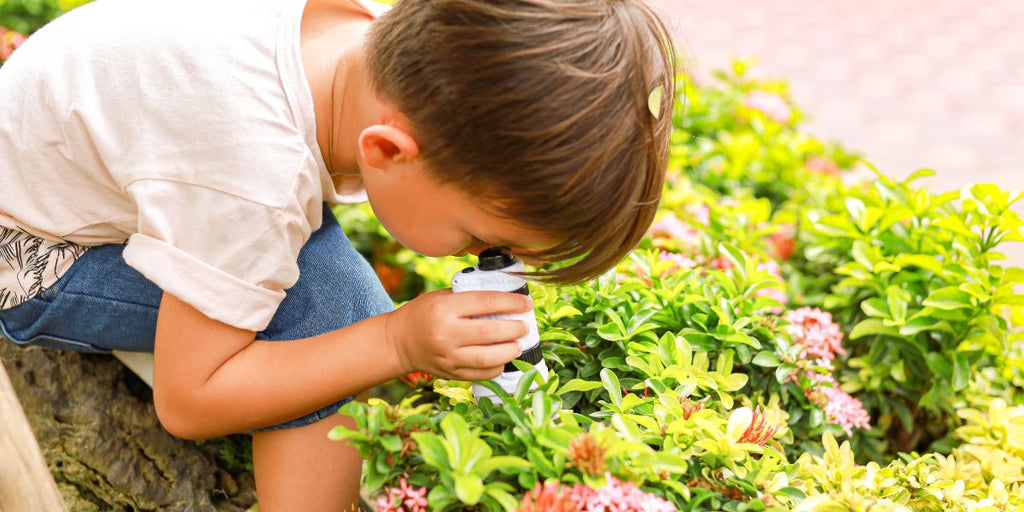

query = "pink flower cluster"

[1,27,28,62]
[520,475,676,512]
[650,212,703,249]
[648,212,704,275]
[784,307,871,436]
[813,374,872,436]
[377,476,428,512]
[743,91,792,124]
[805,156,840,176]
[784,307,845,361]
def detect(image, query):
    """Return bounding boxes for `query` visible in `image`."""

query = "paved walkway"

[650,0,1024,198]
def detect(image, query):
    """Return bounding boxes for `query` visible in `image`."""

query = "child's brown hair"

[367,0,676,283]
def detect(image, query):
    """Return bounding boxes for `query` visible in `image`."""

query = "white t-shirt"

[0,0,387,331]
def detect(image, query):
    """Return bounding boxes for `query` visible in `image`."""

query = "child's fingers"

[449,290,533,317]
[455,340,522,372]
[456,318,528,346]
[449,366,506,382]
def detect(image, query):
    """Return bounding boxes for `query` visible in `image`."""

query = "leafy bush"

[333,62,1024,510]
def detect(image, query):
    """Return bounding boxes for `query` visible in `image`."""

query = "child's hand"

[384,289,530,381]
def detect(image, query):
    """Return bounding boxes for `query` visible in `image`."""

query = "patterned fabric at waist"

[0,226,87,310]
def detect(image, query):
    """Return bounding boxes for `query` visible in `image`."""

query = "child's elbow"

[153,388,216,440]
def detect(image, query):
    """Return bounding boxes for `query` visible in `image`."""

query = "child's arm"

[152,289,528,440]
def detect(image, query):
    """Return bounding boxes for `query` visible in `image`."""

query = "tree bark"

[0,343,256,511]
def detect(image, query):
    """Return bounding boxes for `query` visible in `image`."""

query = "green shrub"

[334,63,1024,510]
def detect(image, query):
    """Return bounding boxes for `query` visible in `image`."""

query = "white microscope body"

[451,247,548,403]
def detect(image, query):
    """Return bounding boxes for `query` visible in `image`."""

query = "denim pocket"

[0,294,110,354]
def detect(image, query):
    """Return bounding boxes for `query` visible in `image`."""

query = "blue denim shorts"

[0,203,395,431]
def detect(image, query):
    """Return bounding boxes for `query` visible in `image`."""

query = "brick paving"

[649,0,1024,197]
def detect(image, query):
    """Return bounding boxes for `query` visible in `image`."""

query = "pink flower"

[377,494,398,512]
[377,476,428,512]
[708,257,733,270]
[805,156,840,176]
[781,307,871,435]
[817,383,872,436]
[687,203,711,226]
[649,212,701,246]
[784,307,845,361]
[767,224,797,261]
[0,27,27,62]
[569,474,676,512]
[658,251,698,274]
[520,476,674,511]
[399,372,434,387]
[519,481,577,511]
[744,91,792,124]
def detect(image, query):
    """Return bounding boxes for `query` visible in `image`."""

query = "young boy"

[0,0,675,509]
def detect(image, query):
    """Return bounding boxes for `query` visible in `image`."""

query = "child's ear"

[358,125,421,170]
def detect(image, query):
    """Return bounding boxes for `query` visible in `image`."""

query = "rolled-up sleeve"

[122,179,318,331]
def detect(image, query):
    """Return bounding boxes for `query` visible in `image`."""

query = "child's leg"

[252,413,362,512]
[245,203,394,509]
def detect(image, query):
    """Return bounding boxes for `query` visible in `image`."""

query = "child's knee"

[260,224,393,340]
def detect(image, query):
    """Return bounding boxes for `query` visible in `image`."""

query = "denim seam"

[0,314,110,353]
[54,289,161,311]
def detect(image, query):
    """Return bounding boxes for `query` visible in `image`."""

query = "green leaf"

[454,473,484,505]
[886,287,908,324]
[479,456,532,476]
[597,322,625,341]
[514,368,541,404]
[718,242,748,275]
[860,298,890,319]
[531,392,555,428]
[934,216,977,239]
[845,197,866,221]
[751,351,780,367]
[952,352,970,391]
[440,414,472,469]
[557,379,605,395]
[775,364,795,384]
[600,369,623,408]
[900,317,952,336]
[650,452,691,474]
[890,359,906,382]
[923,287,974,310]
[893,254,943,274]
[779,487,807,500]
[380,434,403,452]
[427,485,457,510]
[857,206,884,233]
[924,352,953,379]
[485,487,521,512]
[851,241,874,271]
[849,319,900,339]
[551,305,582,320]
[411,432,449,469]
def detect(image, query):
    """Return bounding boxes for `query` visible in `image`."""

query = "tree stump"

[0,357,65,511]
[0,343,257,511]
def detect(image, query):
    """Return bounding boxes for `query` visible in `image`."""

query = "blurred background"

[650,0,1024,265]
[651,0,1023,197]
